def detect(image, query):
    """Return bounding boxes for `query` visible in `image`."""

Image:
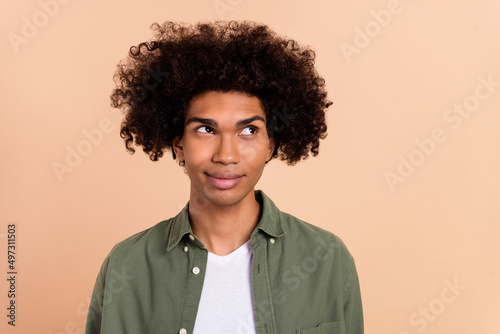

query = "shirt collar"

[166,189,286,251]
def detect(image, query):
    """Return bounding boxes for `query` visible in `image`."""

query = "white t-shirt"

[193,240,256,334]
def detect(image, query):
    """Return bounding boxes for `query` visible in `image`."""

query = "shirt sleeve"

[343,259,364,334]
[85,255,111,334]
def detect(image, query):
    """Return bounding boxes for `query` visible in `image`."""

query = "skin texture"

[173,91,275,255]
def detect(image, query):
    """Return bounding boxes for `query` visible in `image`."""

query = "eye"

[240,126,258,136]
[196,126,214,134]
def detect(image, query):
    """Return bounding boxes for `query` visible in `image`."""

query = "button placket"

[251,234,278,333]
[178,234,208,334]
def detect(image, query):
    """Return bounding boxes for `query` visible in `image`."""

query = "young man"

[86,21,363,334]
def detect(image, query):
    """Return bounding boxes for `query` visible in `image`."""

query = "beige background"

[1,0,499,333]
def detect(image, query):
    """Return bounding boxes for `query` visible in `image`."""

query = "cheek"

[184,140,211,161]
[240,141,270,161]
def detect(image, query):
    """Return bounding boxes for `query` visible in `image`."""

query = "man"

[86,21,363,334]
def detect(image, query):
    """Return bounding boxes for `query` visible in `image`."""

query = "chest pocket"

[297,321,346,334]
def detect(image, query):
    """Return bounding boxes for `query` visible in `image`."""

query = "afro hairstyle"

[110,20,332,165]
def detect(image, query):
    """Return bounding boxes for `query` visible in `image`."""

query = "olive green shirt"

[85,190,363,334]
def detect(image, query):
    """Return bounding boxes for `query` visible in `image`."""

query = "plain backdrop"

[1,0,499,333]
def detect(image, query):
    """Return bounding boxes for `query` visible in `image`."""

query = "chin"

[206,187,252,206]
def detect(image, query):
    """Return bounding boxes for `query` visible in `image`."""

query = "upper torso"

[85,190,363,334]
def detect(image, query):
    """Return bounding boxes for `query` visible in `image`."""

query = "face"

[173,91,275,208]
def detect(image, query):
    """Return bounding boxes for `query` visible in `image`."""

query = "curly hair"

[111,21,331,165]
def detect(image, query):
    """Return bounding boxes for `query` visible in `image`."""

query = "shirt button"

[183,246,188,253]
[192,267,200,275]
[179,329,187,334]
[269,238,276,244]
[188,234,195,241]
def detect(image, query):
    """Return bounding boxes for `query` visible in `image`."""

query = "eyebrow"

[185,115,266,127]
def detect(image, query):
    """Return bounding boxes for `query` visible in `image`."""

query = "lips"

[205,172,243,189]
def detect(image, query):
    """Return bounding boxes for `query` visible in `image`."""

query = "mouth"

[205,172,243,190]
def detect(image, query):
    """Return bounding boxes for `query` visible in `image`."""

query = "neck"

[188,190,261,256]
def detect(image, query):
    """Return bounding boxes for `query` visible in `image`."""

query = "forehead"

[186,91,265,120]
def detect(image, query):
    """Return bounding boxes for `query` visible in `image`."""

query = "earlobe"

[266,139,276,161]
[172,136,185,161]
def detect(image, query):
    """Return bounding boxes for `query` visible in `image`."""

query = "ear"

[266,138,276,162]
[172,136,185,161]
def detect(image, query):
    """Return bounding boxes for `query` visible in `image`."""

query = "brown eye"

[241,126,257,135]
[196,126,214,134]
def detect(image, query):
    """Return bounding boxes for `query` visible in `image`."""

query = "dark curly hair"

[111,21,331,165]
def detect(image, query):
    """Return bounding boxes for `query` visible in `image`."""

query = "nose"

[212,134,239,165]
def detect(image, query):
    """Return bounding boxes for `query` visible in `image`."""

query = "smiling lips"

[205,172,243,189]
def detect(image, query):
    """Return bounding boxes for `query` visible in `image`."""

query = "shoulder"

[279,210,355,270]
[105,218,173,264]
[281,211,348,249]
